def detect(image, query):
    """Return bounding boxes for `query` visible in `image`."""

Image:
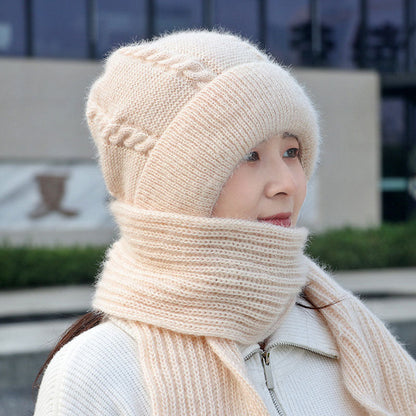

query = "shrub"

[0,246,105,289]
[306,221,416,270]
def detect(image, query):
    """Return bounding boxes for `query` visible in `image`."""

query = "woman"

[35,29,416,415]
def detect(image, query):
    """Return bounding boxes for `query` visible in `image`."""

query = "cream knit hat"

[86,29,320,216]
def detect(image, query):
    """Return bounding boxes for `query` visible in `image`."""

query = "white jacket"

[35,300,365,415]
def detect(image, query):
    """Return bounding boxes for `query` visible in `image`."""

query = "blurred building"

[0,0,415,245]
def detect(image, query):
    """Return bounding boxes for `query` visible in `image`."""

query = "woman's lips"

[258,213,292,227]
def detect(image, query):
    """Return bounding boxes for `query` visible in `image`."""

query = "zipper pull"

[261,351,275,390]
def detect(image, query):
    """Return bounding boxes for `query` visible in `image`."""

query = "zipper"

[261,351,286,416]
[244,341,336,416]
[243,347,262,362]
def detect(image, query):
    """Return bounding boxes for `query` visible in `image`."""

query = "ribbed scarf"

[93,201,416,415]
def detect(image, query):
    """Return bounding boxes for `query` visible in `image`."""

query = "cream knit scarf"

[93,201,416,415]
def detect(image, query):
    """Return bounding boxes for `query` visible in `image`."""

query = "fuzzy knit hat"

[86,29,320,216]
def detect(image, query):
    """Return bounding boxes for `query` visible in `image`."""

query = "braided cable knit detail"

[118,45,216,85]
[87,108,157,153]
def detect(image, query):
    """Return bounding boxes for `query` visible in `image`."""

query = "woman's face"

[212,133,307,228]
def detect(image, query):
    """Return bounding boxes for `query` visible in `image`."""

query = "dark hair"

[33,288,340,391]
[297,287,343,310]
[33,310,104,390]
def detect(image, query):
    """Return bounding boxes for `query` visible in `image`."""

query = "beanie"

[86,29,320,216]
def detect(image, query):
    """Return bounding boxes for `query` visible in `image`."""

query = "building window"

[154,0,203,34]
[266,0,310,66]
[320,0,359,68]
[381,97,416,221]
[32,0,88,58]
[94,0,147,59]
[212,0,259,40]
[0,0,26,56]
[382,98,406,177]
[367,0,405,72]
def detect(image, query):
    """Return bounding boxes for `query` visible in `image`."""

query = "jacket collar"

[241,297,339,360]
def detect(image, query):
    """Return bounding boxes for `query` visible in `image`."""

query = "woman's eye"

[284,148,300,158]
[243,151,260,162]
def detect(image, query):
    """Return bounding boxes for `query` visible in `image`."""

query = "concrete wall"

[294,69,381,230]
[0,58,381,234]
[0,58,100,161]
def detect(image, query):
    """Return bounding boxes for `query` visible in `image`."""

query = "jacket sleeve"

[34,321,151,415]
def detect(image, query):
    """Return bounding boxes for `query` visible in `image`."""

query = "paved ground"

[0,352,47,416]
[336,268,416,322]
[0,268,415,415]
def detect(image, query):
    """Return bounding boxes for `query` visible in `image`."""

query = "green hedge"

[1,221,415,289]
[307,220,416,271]
[0,246,105,289]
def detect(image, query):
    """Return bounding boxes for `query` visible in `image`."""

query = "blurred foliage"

[0,246,105,289]
[306,220,416,271]
[0,221,415,289]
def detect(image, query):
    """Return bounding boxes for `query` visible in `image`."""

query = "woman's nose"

[264,160,297,198]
